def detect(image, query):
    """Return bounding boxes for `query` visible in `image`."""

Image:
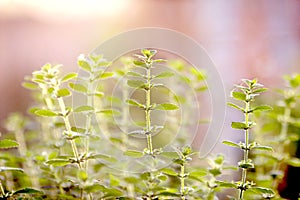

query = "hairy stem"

[145,66,153,155]
[58,97,82,169]
[180,164,185,200]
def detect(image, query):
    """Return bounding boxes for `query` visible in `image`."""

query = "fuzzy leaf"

[22,82,38,90]
[87,153,117,163]
[35,109,58,117]
[227,102,244,111]
[127,80,145,88]
[231,122,247,129]
[78,58,91,72]
[126,99,144,107]
[99,72,114,79]
[154,71,175,79]
[69,83,87,93]
[127,71,144,78]
[223,140,240,148]
[61,72,78,82]
[133,60,146,67]
[249,187,274,195]
[155,103,179,110]
[215,181,236,188]
[57,88,71,97]
[159,151,178,159]
[78,170,88,182]
[286,157,300,167]
[97,109,120,115]
[0,167,24,172]
[231,91,246,101]
[0,139,19,149]
[13,188,43,195]
[161,168,178,176]
[252,105,272,112]
[46,159,71,167]
[252,144,273,151]
[124,150,144,158]
[128,130,146,135]
[74,105,94,113]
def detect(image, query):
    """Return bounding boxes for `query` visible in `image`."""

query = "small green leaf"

[231,91,246,101]
[99,72,114,79]
[154,71,175,79]
[87,154,117,163]
[78,57,91,72]
[252,144,273,151]
[74,105,94,113]
[46,159,71,167]
[57,88,71,97]
[133,60,146,67]
[215,181,236,188]
[13,188,43,195]
[161,168,178,176]
[0,139,19,149]
[69,83,87,93]
[238,160,254,169]
[252,105,272,112]
[142,49,157,58]
[127,71,144,78]
[227,102,244,112]
[286,157,300,167]
[0,166,24,172]
[22,82,38,90]
[155,103,179,110]
[253,88,268,93]
[223,140,240,148]
[61,72,78,82]
[128,130,146,135]
[249,187,274,196]
[35,109,58,117]
[159,151,178,159]
[189,169,207,179]
[97,109,120,115]
[126,99,144,108]
[231,122,247,129]
[124,150,144,158]
[127,80,145,88]
[78,170,88,182]
[158,191,180,197]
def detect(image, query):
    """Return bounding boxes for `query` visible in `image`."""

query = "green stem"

[180,164,185,200]
[0,181,5,197]
[58,97,82,169]
[145,66,153,155]
[239,101,250,200]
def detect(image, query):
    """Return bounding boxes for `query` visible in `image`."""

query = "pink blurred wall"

[0,0,300,128]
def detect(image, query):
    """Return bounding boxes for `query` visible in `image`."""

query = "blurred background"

[1,0,300,155]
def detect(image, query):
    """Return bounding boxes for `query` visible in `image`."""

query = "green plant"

[0,49,299,199]
[225,79,274,199]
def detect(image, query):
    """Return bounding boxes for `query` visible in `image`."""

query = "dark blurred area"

[1,0,300,133]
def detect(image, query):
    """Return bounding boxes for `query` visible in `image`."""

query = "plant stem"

[180,164,185,200]
[145,66,153,155]
[0,181,5,197]
[239,100,250,200]
[57,97,82,169]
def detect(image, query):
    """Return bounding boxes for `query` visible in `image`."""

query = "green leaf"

[161,168,178,176]
[61,72,78,82]
[222,140,240,148]
[142,49,157,58]
[133,60,146,67]
[126,99,144,108]
[231,91,246,101]
[78,170,88,182]
[159,151,178,159]
[22,82,38,90]
[215,181,236,188]
[13,188,43,195]
[78,58,91,72]
[0,139,19,149]
[286,157,300,167]
[252,144,273,151]
[74,105,94,113]
[231,122,247,129]
[128,130,146,135]
[227,102,244,112]
[35,109,58,117]
[69,83,87,93]
[99,72,114,79]
[124,150,144,158]
[46,159,71,167]
[97,109,120,115]
[154,71,175,79]
[189,169,207,179]
[155,103,179,110]
[252,88,268,93]
[238,159,254,169]
[252,105,272,112]
[87,153,117,163]
[57,88,71,97]
[249,187,274,195]
[158,191,180,197]
[127,71,144,78]
[127,80,145,88]
[0,166,24,172]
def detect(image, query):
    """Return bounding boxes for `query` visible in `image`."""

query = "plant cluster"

[0,49,298,199]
